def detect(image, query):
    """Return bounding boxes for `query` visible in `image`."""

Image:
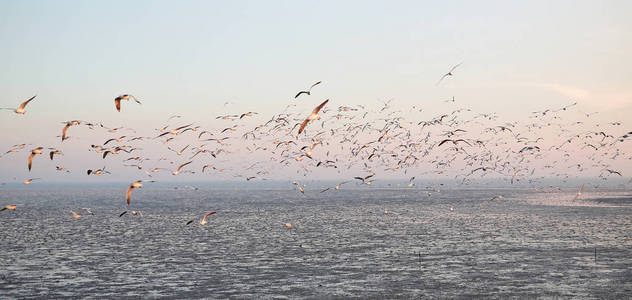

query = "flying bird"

[298,99,329,134]
[125,180,153,206]
[292,181,305,194]
[572,184,584,201]
[172,161,193,175]
[294,81,322,99]
[1,95,36,114]
[0,205,17,212]
[187,211,217,225]
[114,94,141,112]
[23,178,40,185]
[27,147,43,171]
[436,63,462,85]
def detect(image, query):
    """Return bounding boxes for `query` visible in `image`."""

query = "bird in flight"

[1,95,36,114]
[126,180,153,206]
[27,147,44,171]
[23,178,40,185]
[172,161,193,175]
[572,184,584,201]
[292,181,305,194]
[298,99,329,134]
[114,94,141,112]
[294,81,322,99]
[436,63,462,85]
[0,205,17,212]
[186,211,217,225]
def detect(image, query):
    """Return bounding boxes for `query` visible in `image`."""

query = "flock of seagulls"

[1,65,631,223]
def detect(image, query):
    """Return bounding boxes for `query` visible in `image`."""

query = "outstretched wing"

[18,95,37,110]
[27,153,34,171]
[309,81,322,90]
[126,187,133,206]
[449,62,462,73]
[297,118,310,134]
[295,91,308,99]
[114,98,121,112]
[312,99,329,114]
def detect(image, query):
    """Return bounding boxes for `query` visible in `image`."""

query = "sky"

[0,1,631,184]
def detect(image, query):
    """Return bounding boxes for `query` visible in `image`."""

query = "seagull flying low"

[126,180,153,206]
[294,81,322,99]
[298,99,329,134]
[114,94,141,112]
[436,63,462,85]
[186,211,217,225]
[1,95,36,114]
[0,205,17,212]
[572,184,584,201]
[292,181,305,194]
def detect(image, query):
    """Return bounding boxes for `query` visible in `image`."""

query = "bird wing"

[18,95,36,110]
[119,211,127,217]
[297,118,310,134]
[309,81,322,90]
[312,99,329,114]
[202,211,217,222]
[177,161,193,172]
[62,124,70,141]
[114,98,121,112]
[49,151,55,160]
[449,62,463,73]
[28,153,34,171]
[436,74,449,85]
[129,94,141,104]
[438,139,452,147]
[126,187,133,206]
[186,220,194,225]
[295,91,308,99]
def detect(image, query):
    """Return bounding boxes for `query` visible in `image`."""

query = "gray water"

[1,187,631,299]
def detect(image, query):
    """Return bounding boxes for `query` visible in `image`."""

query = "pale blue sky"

[0,1,630,182]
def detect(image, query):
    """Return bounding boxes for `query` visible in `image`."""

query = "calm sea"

[1,185,631,298]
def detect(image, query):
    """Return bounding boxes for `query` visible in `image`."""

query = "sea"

[1,183,631,299]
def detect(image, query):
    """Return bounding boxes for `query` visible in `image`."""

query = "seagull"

[87,166,110,175]
[114,94,141,112]
[489,195,504,201]
[172,161,193,175]
[353,174,375,183]
[436,63,462,85]
[1,95,36,114]
[0,205,17,212]
[71,211,81,219]
[603,169,622,176]
[23,178,40,185]
[49,149,63,160]
[292,181,305,194]
[186,211,217,225]
[438,139,471,147]
[27,147,43,171]
[572,184,584,201]
[120,210,143,217]
[298,99,329,134]
[294,81,322,99]
[126,180,153,206]
[60,120,81,141]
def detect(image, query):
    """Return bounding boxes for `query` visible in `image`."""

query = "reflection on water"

[1,188,631,298]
